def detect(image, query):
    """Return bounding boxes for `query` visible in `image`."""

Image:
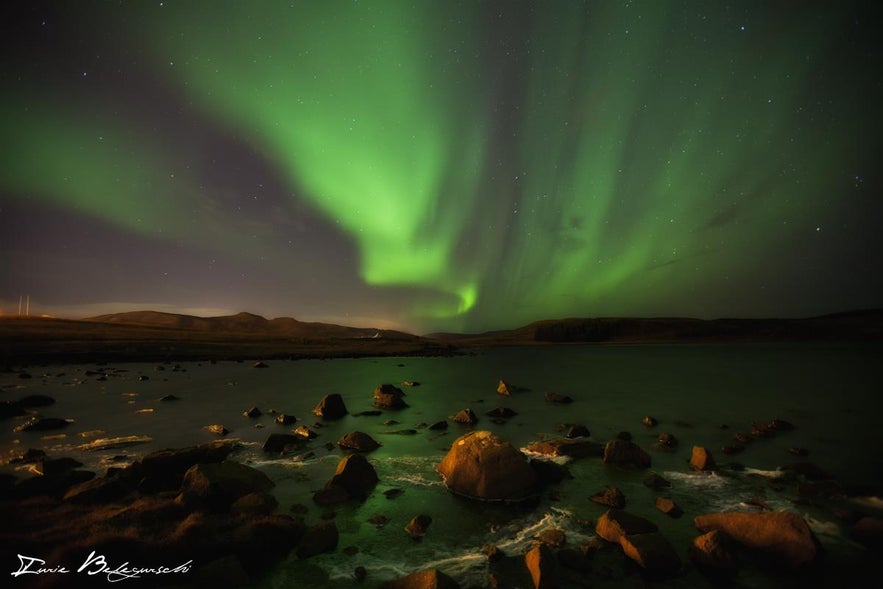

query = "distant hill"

[86,310,419,341]
[433,309,883,344]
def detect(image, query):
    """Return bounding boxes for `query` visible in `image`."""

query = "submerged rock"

[485,406,518,418]
[262,433,304,454]
[690,530,739,575]
[436,431,538,501]
[590,486,626,508]
[404,514,432,539]
[642,416,658,427]
[544,391,573,404]
[497,380,512,396]
[603,439,651,469]
[313,393,348,420]
[525,542,558,589]
[178,461,274,511]
[694,510,820,569]
[526,438,603,459]
[203,424,229,436]
[15,395,56,408]
[619,532,682,578]
[275,414,297,425]
[565,424,590,439]
[338,431,380,452]
[13,417,71,432]
[381,569,461,589]
[314,454,379,504]
[452,408,478,425]
[655,496,683,517]
[689,446,717,471]
[374,384,408,409]
[595,509,658,544]
[643,472,672,490]
[296,522,338,558]
[243,406,262,418]
[428,420,448,431]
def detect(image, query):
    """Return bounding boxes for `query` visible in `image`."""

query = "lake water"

[2,343,882,587]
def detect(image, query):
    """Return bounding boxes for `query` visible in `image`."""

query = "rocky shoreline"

[2,376,883,588]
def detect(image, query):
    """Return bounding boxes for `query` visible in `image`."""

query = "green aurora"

[1,1,880,331]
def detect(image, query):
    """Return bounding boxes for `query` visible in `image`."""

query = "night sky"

[1,1,881,334]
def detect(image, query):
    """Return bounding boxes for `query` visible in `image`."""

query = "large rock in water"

[595,509,658,544]
[313,393,348,420]
[694,511,820,568]
[138,440,235,491]
[436,431,538,501]
[690,446,717,471]
[381,569,461,589]
[338,431,380,452]
[178,461,274,510]
[619,533,682,578]
[314,453,379,504]
[374,384,408,409]
[603,439,651,468]
[525,543,558,588]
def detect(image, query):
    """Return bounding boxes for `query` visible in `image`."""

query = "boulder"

[535,528,566,547]
[159,394,180,402]
[374,384,408,409]
[405,514,432,539]
[178,461,274,510]
[655,496,683,517]
[497,380,512,396]
[852,516,883,545]
[525,543,558,589]
[203,424,229,436]
[275,414,297,425]
[293,425,318,439]
[565,425,590,439]
[452,408,478,425]
[619,532,682,578]
[243,406,262,418]
[253,361,269,368]
[643,472,671,490]
[590,486,626,509]
[63,475,131,504]
[381,569,461,589]
[313,394,348,420]
[690,530,738,574]
[694,511,820,568]
[33,457,82,476]
[529,459,571,485]
[485,406,518,418]
[657,432,678,448]
[603,440,651,469]
[436,431,538,501]
[689,446,717,471]
[139,441,235,490]
[296,521,338,558]
[642,416,658,427]
[525,438,603,459]
[544,391,573,404]
[231,492,279,516]
[429,420,448,430]
[595,509,658,544]
[338,431,380,452]
[314,454,378,504]
[262,433,305,454]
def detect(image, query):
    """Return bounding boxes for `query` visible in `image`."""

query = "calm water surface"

[2,344,881,587]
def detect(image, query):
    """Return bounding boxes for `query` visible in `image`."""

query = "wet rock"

[203,424,229,436]
[590,486,626,509]
[689,446,717,471]
[565,425,590,439]
[63,475,131,504]
[526,438,603,459]
[544,391,573,404]
[382,419,400,426]
[15,394,56,408]
[525,542,558,589]
[619,532,682,578]
[384,429,417,435]
[262,433,304,454]
[369,514,389,527]
[642,416,658,427]
[178,460,274,511]
[603,439,651,469]
[384,488,404,499]
[690,529,738,575]
[355,566,367,582]
[313,393,348,420]
[485,406,518,418]
[138,375,149,381]
[314,454,379,504]
[275,414,297,425]
[852,516,883,546]
[452,408,478,425]
[353,410,383,417]
[643,472,671,490]
[482,544,504,562]
[231,492,278,516]
[138,440,235,491]
[529,459,571,485]
[402,380,420,387]
[428,420,449,431]
[14,469,95,498]
[33,457,82,476]
[13,417,71,432]
[694,510,820,568]
[405,514,432,539]
[253,361,269,368]
[595,509,658,544]
[769,418,795,431]
[381,569,461,589]
[536,528,566,547]
[296,521,338,558]
[293,425,318,439]
[159,394,180,402]
[655,496,683,517]
[338,431,380,452]
[657,432,678,448]
[243,406,262,418]
[734,432,752,444]
[497,380,512,396]
[788,447,809,457]
[436,431,538,501]
[10,448,47,464]
[374,384,408,409]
